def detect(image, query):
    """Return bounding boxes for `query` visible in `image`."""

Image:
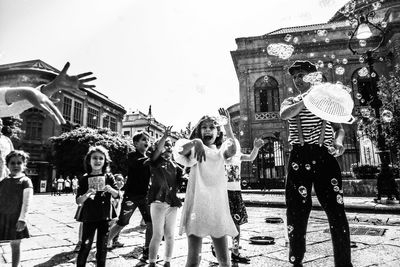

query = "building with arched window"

[0,60,126,192]
[230,0,400,188]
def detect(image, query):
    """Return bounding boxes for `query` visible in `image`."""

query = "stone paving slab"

[240,191,400,214]
[2,194,400,266]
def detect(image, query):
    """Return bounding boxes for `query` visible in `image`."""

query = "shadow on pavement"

[121,225,146,234]
[33,251,76,267]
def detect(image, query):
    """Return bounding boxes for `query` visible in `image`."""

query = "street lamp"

[348,9,400,202]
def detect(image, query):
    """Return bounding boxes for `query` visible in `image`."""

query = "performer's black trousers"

[285,144,352,267]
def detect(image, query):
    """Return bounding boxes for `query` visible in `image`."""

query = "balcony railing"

[255,112,280,121]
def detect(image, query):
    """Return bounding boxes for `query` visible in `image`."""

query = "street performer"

[280,60,353,267]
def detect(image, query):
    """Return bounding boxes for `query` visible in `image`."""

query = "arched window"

[254,76,280,112]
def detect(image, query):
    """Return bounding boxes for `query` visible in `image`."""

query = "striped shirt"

[285,99,334,147]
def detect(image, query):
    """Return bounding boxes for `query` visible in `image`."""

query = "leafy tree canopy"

[50,127,133,177]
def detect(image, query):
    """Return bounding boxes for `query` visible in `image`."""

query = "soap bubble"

[303,71,323,84]
[358,67,369,77]
[337,195,344,204]
[267,43,295,60]
[284,34,292,42]
[372,2,381,10]
[298,186,307,197]
[359,40,367,47]
[333,186,340,192]
[335,66,345,75]
[317,29,327,36]
[216,115,228,126]
[382,110,393,123]
[292,162,299,171]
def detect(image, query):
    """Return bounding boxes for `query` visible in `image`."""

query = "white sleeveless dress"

[173,139,238,238]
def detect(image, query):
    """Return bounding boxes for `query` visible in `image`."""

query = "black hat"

[288,60,317,75]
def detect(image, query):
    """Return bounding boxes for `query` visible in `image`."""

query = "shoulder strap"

[296,116,304,146]
[318,120,327,146]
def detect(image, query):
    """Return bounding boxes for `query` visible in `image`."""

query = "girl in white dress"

[173,115,238,267]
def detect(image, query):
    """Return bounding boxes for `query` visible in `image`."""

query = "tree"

[357,65,400,162]
[50,127,133,177]
[1,117,24,146]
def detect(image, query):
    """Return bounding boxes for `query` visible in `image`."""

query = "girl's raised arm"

[152,126,172,161]
[240,138,264,162]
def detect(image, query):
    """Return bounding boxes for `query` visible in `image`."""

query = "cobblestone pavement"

[1,194,400,266]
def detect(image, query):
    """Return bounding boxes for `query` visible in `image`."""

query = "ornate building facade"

[230,1,400,188]
[122,108,182,144]
[0,60,126,192]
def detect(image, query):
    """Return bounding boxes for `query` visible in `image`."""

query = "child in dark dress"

[75,145,119,267]
[0,150,33,267]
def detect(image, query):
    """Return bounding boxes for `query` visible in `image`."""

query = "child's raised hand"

[193,139,206,162]
[104,185,113,193]
[218,108,231,124]
[254,138,265,149]
[164,126,173,137]
[16,220,26,232]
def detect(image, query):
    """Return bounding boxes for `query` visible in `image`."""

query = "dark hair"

[6,150,29,165]
[114,173,124,181]
[189,116,223,147]
[84,145,111,174]
[132,131,150,143]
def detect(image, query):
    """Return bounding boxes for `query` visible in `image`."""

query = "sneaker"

[231,252,250,263]
[211,245,216,257]
[112,241,124,248]
[74,241,81,253]
[140,247,149,262]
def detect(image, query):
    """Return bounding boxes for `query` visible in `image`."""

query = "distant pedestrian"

[173,115,238,267]
[56,176,64,196]
[0,150,33,267]
[64,176,71,194]
[72,176,79,195]
[51,178,58,196]
[147,126,183,267]
[75,145,119,267]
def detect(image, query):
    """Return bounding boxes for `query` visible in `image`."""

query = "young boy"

[107,131,153,261]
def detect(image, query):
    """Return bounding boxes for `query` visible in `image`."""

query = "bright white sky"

[0,0,348,131]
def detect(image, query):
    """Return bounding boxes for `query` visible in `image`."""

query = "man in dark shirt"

[107,131,152,261]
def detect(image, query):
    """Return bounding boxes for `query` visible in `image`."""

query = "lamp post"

[348,9,400,202]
